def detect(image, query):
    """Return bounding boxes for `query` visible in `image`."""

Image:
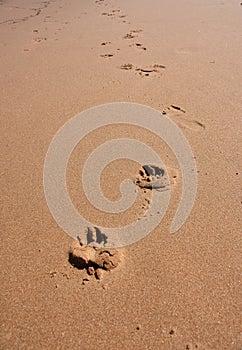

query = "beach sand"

[0,0,241,349]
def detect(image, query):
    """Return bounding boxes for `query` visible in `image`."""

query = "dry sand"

[1,0,241,349]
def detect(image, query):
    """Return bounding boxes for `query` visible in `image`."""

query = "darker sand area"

[0,0,241,349]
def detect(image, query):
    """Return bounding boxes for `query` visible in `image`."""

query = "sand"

[0,0,241,349]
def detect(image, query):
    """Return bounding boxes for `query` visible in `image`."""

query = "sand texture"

[0,0,241,349]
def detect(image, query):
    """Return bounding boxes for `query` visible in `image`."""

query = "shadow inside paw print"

[86,226,108,246]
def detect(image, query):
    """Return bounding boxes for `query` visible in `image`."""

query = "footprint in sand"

[100,53,114,58]
[120,63,165,77]
[163,105,206,131]
[129,42,147,51]
[135,64,166,77]
[120,63,133,70]
[136,164,178,190]
[32,37,47,43]
[135,165,178,216]
[123,32,136,39]
[96,0,108,5]
[102,12,115,17]
[69,238,121,284]
[101,41,111,46]
[136,164,169,190]
[131,29,143,33]
[123,30,142,39]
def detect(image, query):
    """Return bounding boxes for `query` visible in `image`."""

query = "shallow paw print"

[135,64,166,77]
[123,32,135,39]
[33,37,47,43]
[162,105,205,131]
[101,12,115,17]
[119,63,165,77]
[129,42,147,51]
[123,29,142,39]
[167,167,179,186]
[185,343,200,350]
[100,53,114,58]
[120,63,133,70]
[101,41,112,46]
[130,29,143,33]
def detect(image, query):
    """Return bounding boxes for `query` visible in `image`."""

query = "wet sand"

[0,0,241,349]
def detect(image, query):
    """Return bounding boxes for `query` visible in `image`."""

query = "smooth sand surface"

[1,0,241,349]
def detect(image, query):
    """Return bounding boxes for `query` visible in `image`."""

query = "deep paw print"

[69,237,121,284]
[135,164,169,190]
